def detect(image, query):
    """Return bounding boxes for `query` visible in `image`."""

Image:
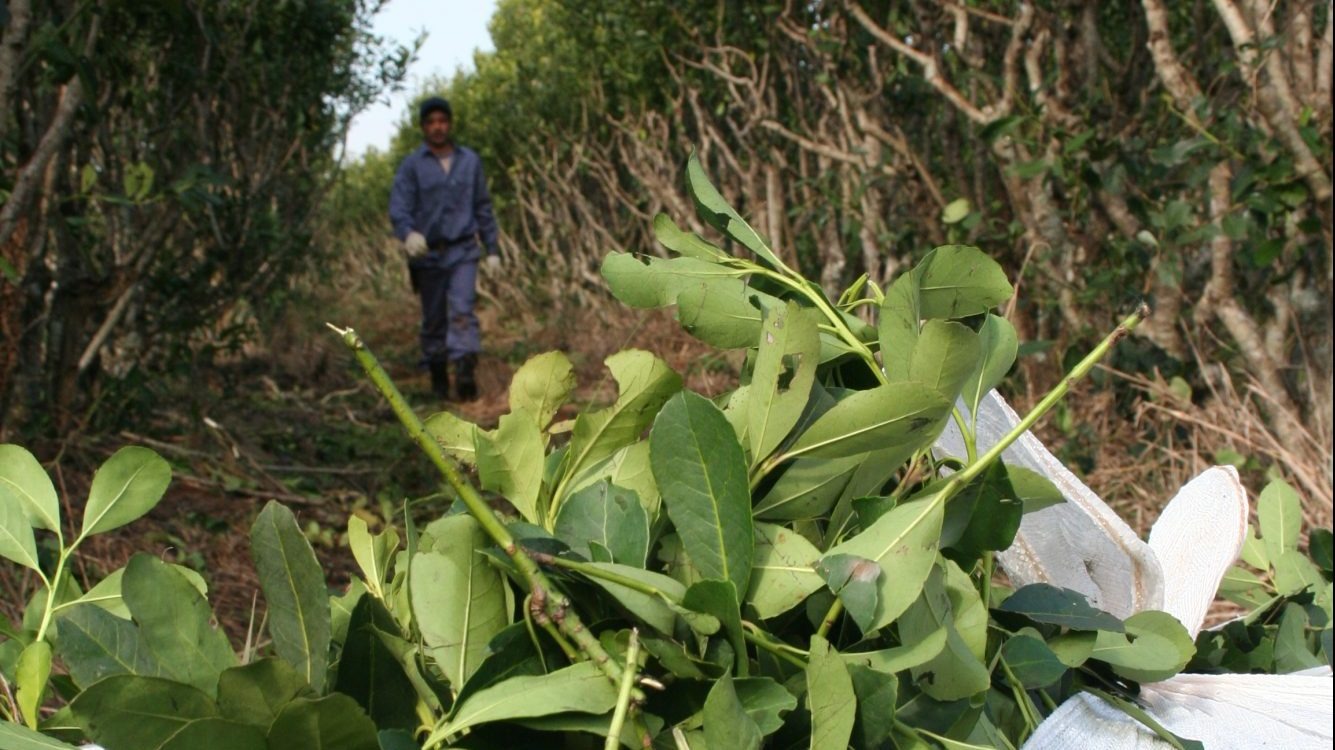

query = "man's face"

[422,111,452,147]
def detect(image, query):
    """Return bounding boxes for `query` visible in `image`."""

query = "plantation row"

[0,160,1329,749]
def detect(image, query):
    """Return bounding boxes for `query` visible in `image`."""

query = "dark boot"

[429,362,450,399]
[455,354,478,401]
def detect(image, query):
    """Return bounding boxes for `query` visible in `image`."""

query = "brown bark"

[1196,162,1307,448]
[0,6,102,250]
[1212,0,1333,205]
[0,0,32,147]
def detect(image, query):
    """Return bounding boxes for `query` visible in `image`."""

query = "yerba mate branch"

[815,305,1150,638]
[331,325,641,700]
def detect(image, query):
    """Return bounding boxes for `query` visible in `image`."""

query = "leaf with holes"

[747,302,820,464]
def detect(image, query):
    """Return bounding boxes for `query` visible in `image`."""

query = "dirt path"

[3,293,735,642]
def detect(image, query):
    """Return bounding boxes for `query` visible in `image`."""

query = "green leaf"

[335,596,418,732]
[747,303,820,464]
[74,562,209,619]
[806,636,856,750]
[0,444,60,532]
[651,391,754,595]
[915,245,1013,319]
[55,603,160,689]
[1310,528,1334,573]
[753,454,860,520]
[1091,610,1194,683]
[962,315,1018,422]
[122,554,235,694]
[1241,524,1269,569]
[900,562,989,701]
[0,719,80,749]
[567,440,660,520]
[746,522,824,620]
[817,554,881,633]
[79,446,171,538]
[251,501,331,693]
[347,516,399,596]
[674,276,779,348]
[1006,465,1067,514]
[0,483,40,572]
[1047,630,1097,668]
[267,694,379,750]
[686,152,786,271]
[217,658,313,729]
[909,320,981,403]
[1258,479,1302,564]
[998,584,1125,632]
[683,580,748,675]
[784,382,951,461]
[841,629,948,674]
[1274,603,1324,673]
[559,350,681,504]
[69,674,218,749]
[423,410,478,465]
[16,640,51,729]
[452,621,566,709]
[430,661,619,743]
[821,495,944,631]
[940,464,1024,567]
[941,198,970,225]
[158,718,267,750]
[553,480,650,566]
[475,411,547,524]
[734,677,798,734]
[516,713,667,749]
[508,351,576,431]
[878,273,921,381]
[580,563,685,635]
[1009,159,1050,180]
[410,514,508,688]
[1273,549,1324,596]
[704,675,764,749]
[1000,632,1067,688]
[849,663,897,749]
[601,251,745,309]
[653,212,726,260]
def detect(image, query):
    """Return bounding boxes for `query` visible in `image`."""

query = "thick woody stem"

[1196,168,1308,449]
[1212,0,1333,204]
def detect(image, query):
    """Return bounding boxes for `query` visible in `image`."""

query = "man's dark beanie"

[419,97,452,123]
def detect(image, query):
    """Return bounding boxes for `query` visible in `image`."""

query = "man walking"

[389,96,500,401]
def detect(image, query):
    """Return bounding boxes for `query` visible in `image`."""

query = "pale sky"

[345,0,499,156]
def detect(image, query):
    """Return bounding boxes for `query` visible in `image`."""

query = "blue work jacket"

[389,144,499,255]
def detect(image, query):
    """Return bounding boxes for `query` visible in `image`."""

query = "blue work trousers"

[408,243,480,366]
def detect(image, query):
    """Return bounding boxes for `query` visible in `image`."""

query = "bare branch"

[1212,0,1333,202]
[0,0,32,147]
[1317,0,1333,125]
[1141,0,1205,124]
[0,7,104,250]
[848,2,990,124]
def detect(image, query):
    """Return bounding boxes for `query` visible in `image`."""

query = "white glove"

[404,231,427,259]
[485,254,501,272]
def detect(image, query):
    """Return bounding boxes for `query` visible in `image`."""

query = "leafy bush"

[1,158,1328,749]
